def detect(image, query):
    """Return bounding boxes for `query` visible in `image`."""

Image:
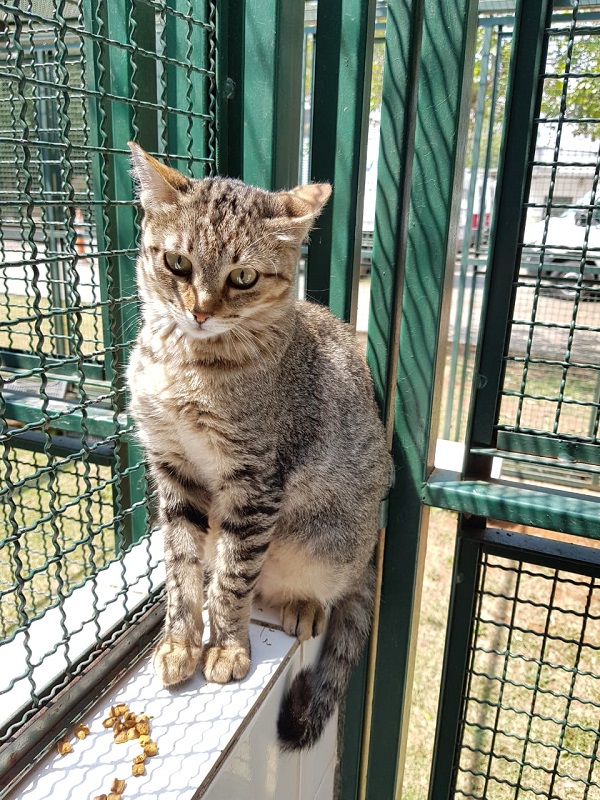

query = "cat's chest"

[130,350,254,486]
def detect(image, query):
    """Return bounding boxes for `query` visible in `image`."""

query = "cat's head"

[128,143,330,360]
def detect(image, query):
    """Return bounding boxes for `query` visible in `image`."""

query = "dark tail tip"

[277,667,321,751]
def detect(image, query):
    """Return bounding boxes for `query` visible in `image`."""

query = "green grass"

[0,449,116,638]
[0,291,105,360]
[401,510,600,800]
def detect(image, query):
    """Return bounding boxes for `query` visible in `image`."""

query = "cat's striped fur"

[127,143,391,750]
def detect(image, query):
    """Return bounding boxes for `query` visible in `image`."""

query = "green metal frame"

[82,0,147,546]
[223,0,304,190]
[305,0,376,327]
[358,2,478,797]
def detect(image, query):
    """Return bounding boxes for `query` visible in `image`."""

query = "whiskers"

[227,319,279,368]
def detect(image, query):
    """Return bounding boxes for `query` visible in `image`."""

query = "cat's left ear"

[272,183,332,242]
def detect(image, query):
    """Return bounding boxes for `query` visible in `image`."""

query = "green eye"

[228,267,258,289]
[164,252,192,276]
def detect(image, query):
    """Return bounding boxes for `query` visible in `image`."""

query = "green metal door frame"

[305,0,377,328]
[359,1,479,797]
[217,0,304,190]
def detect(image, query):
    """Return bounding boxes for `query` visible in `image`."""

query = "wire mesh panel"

[0,0,217,763]
[455,550,600,800]
[499,3,600,464]
[441,7,600,479]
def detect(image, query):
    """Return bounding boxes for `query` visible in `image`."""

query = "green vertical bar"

[82,0,112,377]
[166,0,207,173]
[103,0,138,400]
[131,2,159,154]
[363,1,478,798]
[241,0,304,190]
[305,0,376,326]
[83,0,147,545]
[427,524,482,799]
[215,0,244,178]
[467,0,551,472]
[338,1,425,796]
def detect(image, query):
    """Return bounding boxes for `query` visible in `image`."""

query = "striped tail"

[277,566,375,751]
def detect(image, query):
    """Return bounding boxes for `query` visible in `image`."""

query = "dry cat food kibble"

[74,723,90,740]
[143,741,158,757]
[56,738,72,756]
[55,699,158,796]
[100,700,159,779]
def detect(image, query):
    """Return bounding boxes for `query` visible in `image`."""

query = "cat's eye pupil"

[228,267,258,289]
[164,251,192,276]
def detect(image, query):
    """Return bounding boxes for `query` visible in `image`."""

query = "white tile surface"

[313,763,336,800]
[202,646,303,800]
[299,710,338,800]
[8,620,298,800]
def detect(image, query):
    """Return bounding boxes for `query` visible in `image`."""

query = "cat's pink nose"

[192,310,211,324]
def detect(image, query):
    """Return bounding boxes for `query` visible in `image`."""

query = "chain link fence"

[0,0,217,773]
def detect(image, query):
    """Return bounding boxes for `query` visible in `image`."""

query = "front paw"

[201,644,250,683]
[153,636,202,686]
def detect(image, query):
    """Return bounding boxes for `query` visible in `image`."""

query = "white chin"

[178,321,228,341]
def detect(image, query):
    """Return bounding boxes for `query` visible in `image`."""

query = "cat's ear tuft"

[271,183,332,244]
[282,183,331,220]
[128,142,191,213]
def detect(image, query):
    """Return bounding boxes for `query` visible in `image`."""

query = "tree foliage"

[541,34,600,140]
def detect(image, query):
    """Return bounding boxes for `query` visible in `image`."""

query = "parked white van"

[522,192,600,299]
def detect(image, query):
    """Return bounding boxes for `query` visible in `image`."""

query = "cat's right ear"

[128,142,191,213]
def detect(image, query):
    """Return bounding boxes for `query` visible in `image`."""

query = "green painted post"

[362,0,478,797]
[428,3,553,796]
[427,529,482,800]
[467,0,551,475]
[83,0,148,546]
[166,0,207,175]
[131,2,159,155]
[215,0,244,178]
[241,0,304,190]
[305,0,376,326]
[443,24,492,441]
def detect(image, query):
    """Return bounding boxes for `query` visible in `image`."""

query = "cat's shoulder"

[294,300,354,337]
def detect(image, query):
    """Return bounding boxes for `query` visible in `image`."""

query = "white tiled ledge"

[7,614,337,800]
[4,539,338,800]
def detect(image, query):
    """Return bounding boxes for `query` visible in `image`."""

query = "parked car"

[522,192,600,299]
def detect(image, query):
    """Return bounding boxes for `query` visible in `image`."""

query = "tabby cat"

[127,142,391,750]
